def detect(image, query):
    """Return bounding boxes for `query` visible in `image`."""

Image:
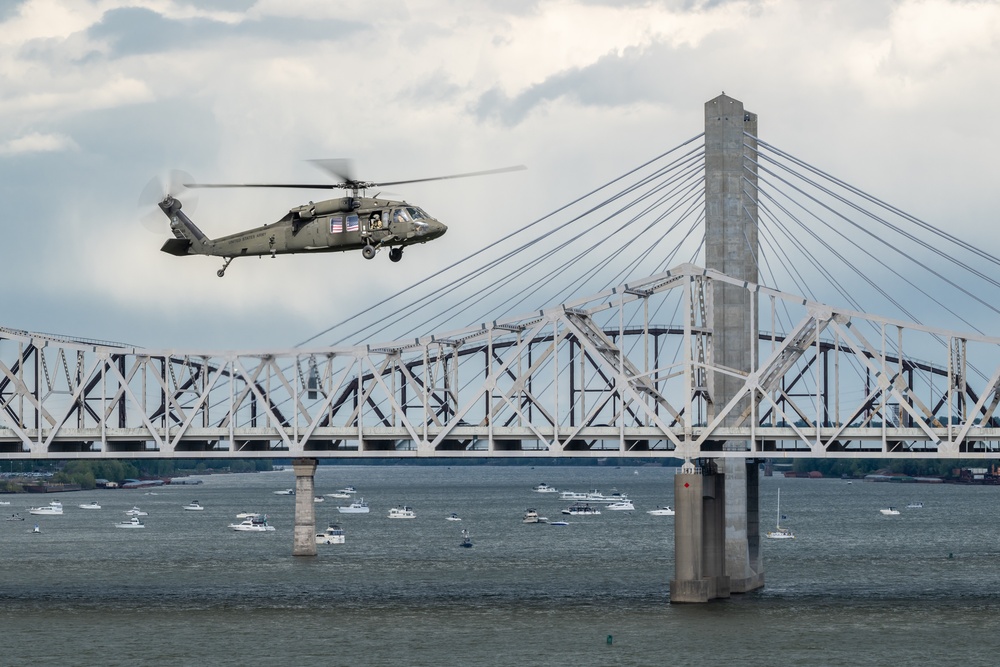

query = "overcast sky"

[1,0,998,351]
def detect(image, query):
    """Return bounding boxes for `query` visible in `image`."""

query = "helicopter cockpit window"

[392,208,411,224]
[406,207,426,220]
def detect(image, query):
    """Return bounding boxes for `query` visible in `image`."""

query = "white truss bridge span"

[3,263,1000,461]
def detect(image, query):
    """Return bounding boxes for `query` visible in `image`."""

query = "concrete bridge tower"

[671,93,763,602]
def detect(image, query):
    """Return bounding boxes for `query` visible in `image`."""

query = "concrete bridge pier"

[292,458,318,556]
[670,463,730,603]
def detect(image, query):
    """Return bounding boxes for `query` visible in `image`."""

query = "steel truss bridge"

[4,263,1000,461]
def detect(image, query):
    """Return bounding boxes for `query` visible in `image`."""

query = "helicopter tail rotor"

[138,169,197,232]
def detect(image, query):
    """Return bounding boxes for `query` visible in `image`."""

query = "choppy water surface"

[4,466,1000,666]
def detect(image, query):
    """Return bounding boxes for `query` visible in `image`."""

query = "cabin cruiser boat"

[606,500,635,511]
[115,516,145,529]
[78,502,102,510]
[646,506,675,516]
[532,483,558,493]
[880,507,900,516]
[561,504,600,516]
[387,506,416,519]
[338,486,357,494]
[337,499,370,514]
[125,507,148,516]
[229,515,275,531]
[182,501,204,511]
[522,508,549,524]
[28,501,63,516]
[316,524,345,544]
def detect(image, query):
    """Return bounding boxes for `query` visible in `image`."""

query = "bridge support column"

[292,458,318,557]
[670,466,730,603]
[725,458,764,592]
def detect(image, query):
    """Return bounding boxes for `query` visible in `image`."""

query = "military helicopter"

[147,160,524,277]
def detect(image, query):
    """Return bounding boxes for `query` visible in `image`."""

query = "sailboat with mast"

[766,488,795,539]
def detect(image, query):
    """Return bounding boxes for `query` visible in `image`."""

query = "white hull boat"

[337,499,370,514]
[230,517,275,531]
[115,516,145,529]
[29,502,63,516]
[880,507,900,516]
[647,506,675,516]
[182,501,204,511]
[766,489,795,539]
[606,500,635,511]
[125,507,148,516]
[316,524,345,544]
[387,506,416,519]
[78,502,102,510]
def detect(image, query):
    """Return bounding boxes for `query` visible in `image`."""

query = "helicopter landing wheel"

[389,248,403,262]
[217,258,233,278]
[362,245,376,260]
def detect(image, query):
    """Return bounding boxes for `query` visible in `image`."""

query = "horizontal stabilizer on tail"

[160,238,192,256]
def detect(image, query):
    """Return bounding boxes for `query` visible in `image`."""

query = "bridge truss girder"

[3,263,1000,460]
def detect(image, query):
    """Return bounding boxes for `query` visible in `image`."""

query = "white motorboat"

[562,504,600,516]
[33,523,41,533]
[28,501,63,516]
[325,491,352,499]
[387,506,416,519]
[532,483,558,493]
[182,501,204,511]
[880,507,900,516]
[78,502,102,510]
[446,513,462,521]
[313,496,325,503]
[522,509,549,524]
[273,488,295,495]
[235,511,262,519]
[337,499,370,514]
[647,506,675,516]
[0,500,10,505]
[125,507,148,516]
[229,516,275,532]
[114,516,145,529]
[337,486,357,495]
[316,524,345,544]
[606,500,635,511]
[766,489,795,539]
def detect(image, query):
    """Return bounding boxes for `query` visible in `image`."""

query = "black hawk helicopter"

[147,160,524,277]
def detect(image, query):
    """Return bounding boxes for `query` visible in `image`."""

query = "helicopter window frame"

[330,216,344,233]
[406,207,427,220]
[346,214,359,232]
[392,208,411,224]
[369,210,384,230]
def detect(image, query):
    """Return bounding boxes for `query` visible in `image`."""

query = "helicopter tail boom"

[157,196,211,256]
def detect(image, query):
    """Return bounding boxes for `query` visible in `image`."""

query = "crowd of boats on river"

[2,479,927,545]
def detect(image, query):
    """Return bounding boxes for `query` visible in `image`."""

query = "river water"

[3,465,1000,666]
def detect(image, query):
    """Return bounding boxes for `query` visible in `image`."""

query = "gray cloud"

[85,6,368,59]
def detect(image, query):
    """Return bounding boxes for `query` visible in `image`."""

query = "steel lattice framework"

[3,263,1000,460]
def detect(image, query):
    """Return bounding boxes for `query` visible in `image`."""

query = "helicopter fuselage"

[160,195,447,262]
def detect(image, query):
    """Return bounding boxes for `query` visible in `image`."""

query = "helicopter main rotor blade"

[308,158,354,183]
[184,182,346,190]
[374,165,526,188]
